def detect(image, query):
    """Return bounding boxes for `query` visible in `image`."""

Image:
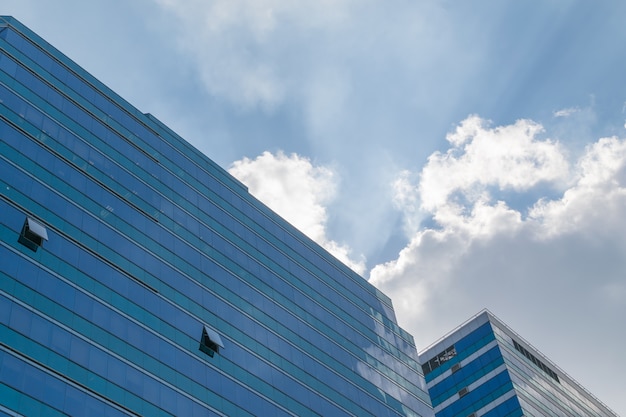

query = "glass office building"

[419,310,618,417]
[0,16,434,416]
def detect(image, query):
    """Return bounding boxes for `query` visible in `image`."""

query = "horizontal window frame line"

[510,377,581,417]
[0,246,318,417]
[0,287,229,417]
[0,73,158,216]
[0,259,350,417]
[0,75,408,354]
[0,52,422,396]
[424,334,497,384]
[0,400,28,417]
[511,382,568,417]
[426,339,499,387]
[0,73,164,213]
[1,204,427,417]
[0,23,424,412]
[0,52,405,345]
[0,192,374,416]
[491,315,618,415]
[2,23,400,331]
[501,346,607,417]
[513,379,611,417]
[0,140,414,392]
[0,186,427,416]
[436,371,514,417]
[0,175,428,415]
[0,112,159,224]
[0,342,142,417]
[429,349,505,406]
[0,124,420,383]
[0,41,160,165]
[0,29,247,199]
[511,339,559,383]
[0,187,158,295]
[11,16,246,192]
[471,389,518,417]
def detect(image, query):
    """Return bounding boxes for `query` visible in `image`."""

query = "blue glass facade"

[420,311,618,417]
[0,16,433,417]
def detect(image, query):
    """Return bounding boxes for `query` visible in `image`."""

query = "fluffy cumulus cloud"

[370,116,626,351]
[420,116,570,214]
[144,3,626,410]
[229,119,626,413]
[228,151,366,274]
[530,137,626,237]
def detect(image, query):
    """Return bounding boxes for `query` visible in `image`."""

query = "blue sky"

[5,1,626,414]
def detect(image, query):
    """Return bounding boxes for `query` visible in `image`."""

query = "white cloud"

[370,116,626,349]
[228,151,366,274]
[148,0,460,141]
[530,136,626,237]
[152,0,357,110]
[553,107,580,118]
[392,170,422,235]
[420,115,569,215]
[146,0,530,267]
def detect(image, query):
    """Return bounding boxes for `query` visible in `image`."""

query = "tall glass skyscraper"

[0,16,434,417]
[419,310,618,417]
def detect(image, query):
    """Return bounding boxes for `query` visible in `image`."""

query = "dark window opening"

[513,339,559,383]
[451,363,461,373]
[18,217,48,252]
[422,345,457,376]
[199,326,224,358]
[458,387,469,397]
